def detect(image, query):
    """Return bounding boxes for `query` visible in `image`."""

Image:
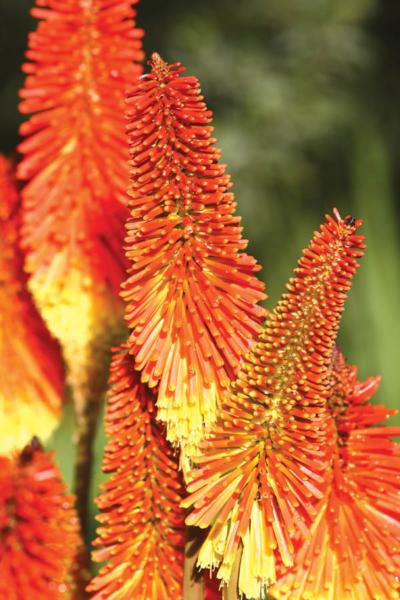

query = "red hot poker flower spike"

[89,347,186,599]
[271,349,400,600]
[0,439,81,599]
[17,0,144,397]
[123,53,267,449]
[0,155,64,454]
[182,211,365,599]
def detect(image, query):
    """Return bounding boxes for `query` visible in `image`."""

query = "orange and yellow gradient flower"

[123,54,267,450]
[270,349,400,600]
[0,156,64,454]
[182,211,365,598]
[0,438,81,599]
[89,347,186,599]
[17,0,144,398]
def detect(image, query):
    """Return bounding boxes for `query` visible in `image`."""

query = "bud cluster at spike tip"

[0,439,81,599]
[0,155,64,455]
[271,349,400,600]
[88,346,186,600]
[182,211,366,599]
[17,0,144,392]
[122,53,267,449]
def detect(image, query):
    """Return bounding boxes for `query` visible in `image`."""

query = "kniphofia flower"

[0,155,64,455]
[0,438,81,599]
[89,346,186,599]
[17,0,144,398]
[182,211,365,598]
[123,53,267,449]
[270,349,400,600]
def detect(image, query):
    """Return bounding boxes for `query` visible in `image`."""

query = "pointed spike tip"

[149,52,169,76]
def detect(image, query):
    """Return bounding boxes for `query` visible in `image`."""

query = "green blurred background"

[1,0,399,544]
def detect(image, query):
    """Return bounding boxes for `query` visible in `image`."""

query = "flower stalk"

[183,527,206,599]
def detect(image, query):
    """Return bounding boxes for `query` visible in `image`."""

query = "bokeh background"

[1,0,399,544]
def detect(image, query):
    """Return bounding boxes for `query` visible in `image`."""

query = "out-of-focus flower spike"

[17,0,144,534]
[182,211,365,598]
[271,350,400,600]
[88,346,186,599]
[0,438,81,599]
[0,155,64,455]
[123,53,267,450]
[17,0,144,404]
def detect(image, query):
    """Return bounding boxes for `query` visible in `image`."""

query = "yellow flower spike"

[0,155,64,455]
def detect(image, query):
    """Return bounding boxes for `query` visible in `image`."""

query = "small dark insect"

[30,435,42,451]
[19,436,43,464]
[344,215,356,227]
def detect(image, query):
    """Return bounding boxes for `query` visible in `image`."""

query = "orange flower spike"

[0,438,81,600]
[17,0,144,396]
[0,156,64,454]
[271,350,400,600]
[182,211,366,599]
[88,347,186,599]
[123,53,267,449]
